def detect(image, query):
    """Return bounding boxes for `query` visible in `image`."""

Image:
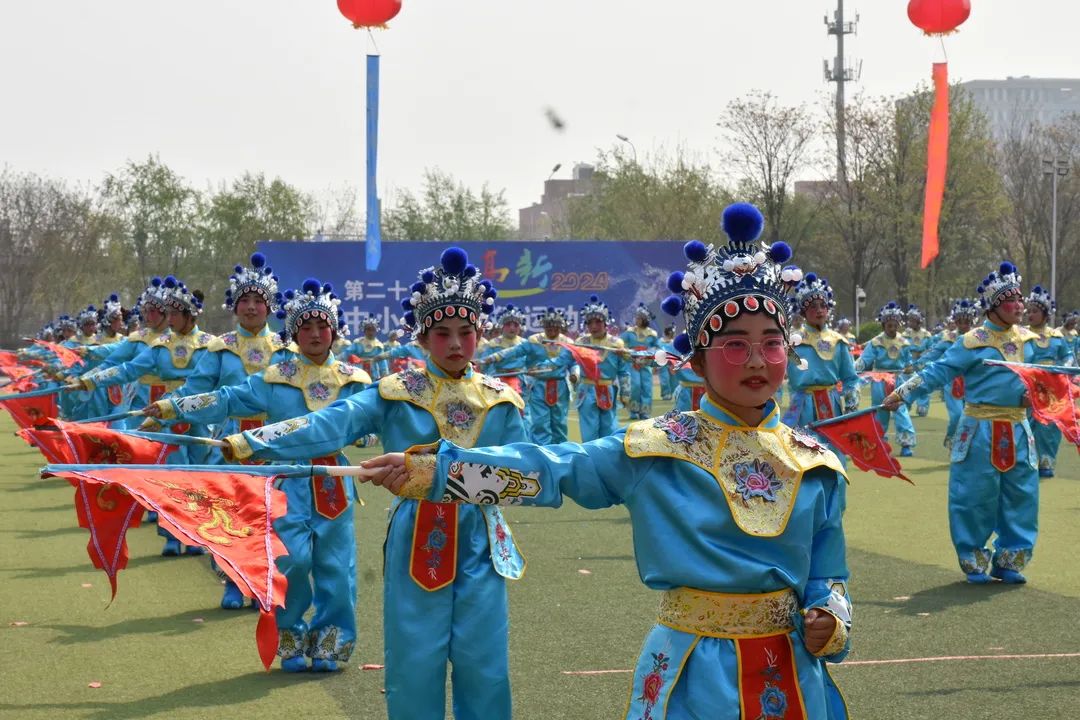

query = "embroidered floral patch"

[401,369,430,396]
[637,652,668,718]
[337,363,355,376]
[246,349,265,365]
[733,460,783,502]
[974,328,990,342]
[1002,341,1018,357]
[759,683,788,719]
[480,375,508,393]
[445,401,476,430]
[198,333,212,344]
[307,382,331,402]
[174,346,189,358]
[816,339,832,353]
[222,333,238,347]
[652,411,698,445]
[278,360,299,378]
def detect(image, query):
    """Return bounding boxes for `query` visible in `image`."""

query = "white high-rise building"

[960,77,1080,137]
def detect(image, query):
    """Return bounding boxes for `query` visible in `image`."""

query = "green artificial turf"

[1,395,1079,719]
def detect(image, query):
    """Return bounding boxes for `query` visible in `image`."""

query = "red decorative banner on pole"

[556,342,601,382]
[813,409,912,483]
[921,62,950,268]
[0,390,58,429]
[1002,364,1080,445]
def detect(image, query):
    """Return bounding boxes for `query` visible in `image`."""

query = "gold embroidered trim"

[962,325,1038,362]
[801,327,847,361]
[263,360,371,411]
[400,445,439,500]
[813,613,849,658]
[658,587,798,638]
[964,404,1026,422]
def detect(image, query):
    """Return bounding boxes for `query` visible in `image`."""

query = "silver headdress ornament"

[906,304,924,323]
[977,262,1022,312]
[949,298,979,322]
[877,302,906,325]
[55,315,76,332]
[660,202,797,357]
[1025,285,1054,317]
[102,294,124,322]
[493,304,527,327]
[76,305,99,329]
[791,273,834,314]
[401,247,495,333]
[536,306,569,329]
[160,276,203,316]
[632,303,655,323]
[359,312,381,332]
[224,252,280,312]
[137,277,169,313]
[276,278,347,341]
[580,295,612,326]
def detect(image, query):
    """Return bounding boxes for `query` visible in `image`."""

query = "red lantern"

[907,0,971,36]
[337,0,402,29]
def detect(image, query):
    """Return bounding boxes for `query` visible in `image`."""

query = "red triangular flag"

[0,351,19,366]
[18,420,180,598]
[1002,365,1080,445]
[43,466,289,669]
[0,391,58,429]
[557,343,601,383]
[33,340,83,368]
[814,411,912,483]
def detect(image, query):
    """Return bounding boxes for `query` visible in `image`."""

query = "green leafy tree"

[382,169,514,242]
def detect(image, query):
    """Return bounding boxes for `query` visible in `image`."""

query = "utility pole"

[824,1,860,182]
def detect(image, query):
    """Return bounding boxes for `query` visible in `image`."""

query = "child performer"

[219,248,529,718]
[145,278,371,670]
[856,303,916,456]
[658,325,678,400]
[918,299,977,447]
[367,204,852,720]
[345,313,390,381]
[1025,285,1075,478]
[885,263,1040,583]
[477,304,529,396]
[902,305,934,417]
[620,303,661,419]
[576,295,631,440]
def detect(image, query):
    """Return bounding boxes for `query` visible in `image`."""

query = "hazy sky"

[2,0,1078,221]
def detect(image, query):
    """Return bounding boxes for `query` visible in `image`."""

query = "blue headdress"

[791,272,833,313]
[949,298,978,322]
[877,302,906,325]
[580,295,612,326]
[275,278,346,341]
[55,315,76,333]
[160,276,203,316]
[632,303,655,324]
[493,304,527,327]
[102,294,124,322]
[76,305,99,328]
[1026,285,1055,318]
[37,323,56,340]
[137,276,168,313]
[906,304,924,323]
[536,306,569,329]
[359,312,382,332]
[401,247,494,333]
[660,202,796,356]
[224,252,280,312]
[977,262,1022,312]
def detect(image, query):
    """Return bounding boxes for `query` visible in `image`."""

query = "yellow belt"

[679,381,704,388]
[657,587,797,639]
[803,384,835,392]
[1037,360,1054,366]
[583,378,613,386]
[964,404,1027,423]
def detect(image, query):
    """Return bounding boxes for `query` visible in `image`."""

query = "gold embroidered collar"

[624,406,845,538]
[963,323,1038,362]
[379,367,525,448]
[801,326,847,361]
[154,328,214,369]
[208,328,286,375]
[263,356,372,411]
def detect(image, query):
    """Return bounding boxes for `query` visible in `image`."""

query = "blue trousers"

[384,501,511,720]
[871,381,916,447]
[627,365,655,419]
[526,377,569,444]
[948,416,1038,574]
[944,387,965,443]
[659,366,676,399]
[576,383,621,441]
[273,472,357,661]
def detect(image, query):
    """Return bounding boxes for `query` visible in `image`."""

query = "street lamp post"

[615,134,637,163]
[1043,157,1071,303]
[547,163,562,181]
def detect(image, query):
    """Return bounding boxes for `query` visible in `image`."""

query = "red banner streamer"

[921,62,949,268]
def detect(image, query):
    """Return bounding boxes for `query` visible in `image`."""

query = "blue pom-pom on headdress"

[805,272,817,283]
[151,277,162,287]
[667,272,685,294]
[421,270,436,284]
[404,311,416,327]
[401,298,413,311]
[441,247,468,275]
[1000,261,1016,275]
[302,278,321,295]
[163,275,178,289]
[275,310,287,320]
[589,294,600,302]
[721,203,765,244]
[322,283,333,294]
[684,241,708,263]
[768,241,792,263]
[661,295,684,316]
[234,265,244,273]
[673,333,693,355]
[1034,285,1043,293]
[251,252,266,269]
[463,265,478,278]
[284,290,295,300]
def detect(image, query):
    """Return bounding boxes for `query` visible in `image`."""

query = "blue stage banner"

[256,240,684,336]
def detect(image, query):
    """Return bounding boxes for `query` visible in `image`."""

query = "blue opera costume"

[395,205,854,719]
[164,278,370,668]
[344,313,391,380]
[1024,285,1076,477]
[620,303,661,419]
[576,295,631,441]
[918,299,980,445]
[895,263,1040,582]
[855,303,917,451]
[224,248,530,718]
[902,304,934,416]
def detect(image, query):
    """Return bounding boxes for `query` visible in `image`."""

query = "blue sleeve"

[169,374,272,426]
[86,345,159,387]
[428,433,636,510]
[900,341,974,401]
[801,468,853,662]
[837,344,858,393]
[854,343,874,372]
[233,385,382,460]
[97,341,139,370]
[174,350,223,398]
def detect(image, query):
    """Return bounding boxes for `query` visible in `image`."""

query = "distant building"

[960,77,1080,137]
[518,163,595,240]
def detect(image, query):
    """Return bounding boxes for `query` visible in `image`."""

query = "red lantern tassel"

[256,609,279,672]
[921,62,949,269]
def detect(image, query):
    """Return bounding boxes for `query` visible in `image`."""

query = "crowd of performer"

[2,201,1074,719]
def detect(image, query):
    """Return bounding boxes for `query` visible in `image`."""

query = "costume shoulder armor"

[207,332,237,353]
